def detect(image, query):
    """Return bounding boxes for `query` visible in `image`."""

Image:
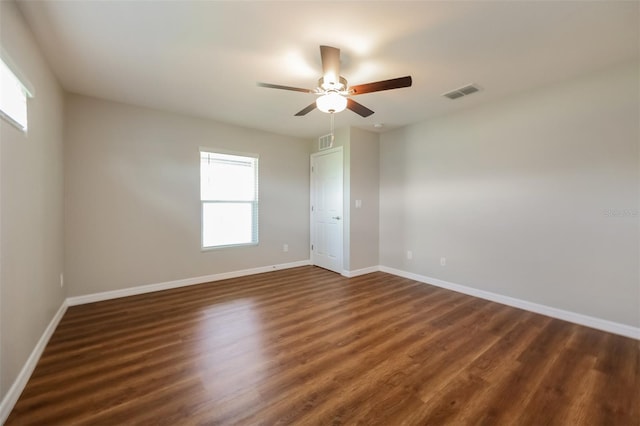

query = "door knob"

[332,216,341,220]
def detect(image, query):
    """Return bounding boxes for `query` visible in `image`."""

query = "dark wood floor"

[7,266,639,425]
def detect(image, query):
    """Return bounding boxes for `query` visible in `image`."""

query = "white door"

[311,148,343,273]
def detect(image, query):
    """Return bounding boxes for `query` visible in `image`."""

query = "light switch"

[355,199,362,208]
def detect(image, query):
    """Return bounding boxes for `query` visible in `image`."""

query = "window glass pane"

[0,59,28,130]
[201,152,257,201]
[202,202,254,247]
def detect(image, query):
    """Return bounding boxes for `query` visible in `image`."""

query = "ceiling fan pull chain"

[330,112,335,142]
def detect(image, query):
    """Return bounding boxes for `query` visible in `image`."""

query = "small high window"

[200,150,259,249]
[0,57,31,131]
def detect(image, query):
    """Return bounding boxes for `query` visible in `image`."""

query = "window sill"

[201,242,259,252]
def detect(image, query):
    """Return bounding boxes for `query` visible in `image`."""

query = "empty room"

[1,0,638,424]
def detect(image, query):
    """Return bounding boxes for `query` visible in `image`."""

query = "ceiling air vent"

[443,84,481,100]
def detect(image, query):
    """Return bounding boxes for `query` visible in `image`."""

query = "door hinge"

[311,166,314,172]
[311,244,314,251]
[311,205,314,212]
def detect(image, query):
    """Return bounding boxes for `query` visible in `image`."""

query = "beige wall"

[348,128,379,271]
[64,95,311,296]
[380,61,640,327]
[0,0,66,399]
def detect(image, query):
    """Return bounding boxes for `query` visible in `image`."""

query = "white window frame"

[0,51,34,132]
[200,148,259,250]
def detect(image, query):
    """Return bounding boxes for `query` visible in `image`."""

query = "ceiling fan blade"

[347,98,374,117]
[350,76,413,95]
[257,82,314,93]
[320,45,340,84]
[294,103,317,116]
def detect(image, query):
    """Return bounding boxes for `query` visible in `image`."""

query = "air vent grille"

[443,84,481,100]
[318,133,334,150]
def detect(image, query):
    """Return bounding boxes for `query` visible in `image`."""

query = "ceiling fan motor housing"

[319,76,347,92]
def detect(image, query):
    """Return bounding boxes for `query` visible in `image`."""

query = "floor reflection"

[192,298,267,401]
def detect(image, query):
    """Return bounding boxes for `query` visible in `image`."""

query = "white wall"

[64,94,311,297]
[380,61,640,327]
[0,0,65,400]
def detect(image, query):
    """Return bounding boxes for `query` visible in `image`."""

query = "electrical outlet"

[440,257,447,266]
[59,273,64,288]
[283,244,289,252]
[407,250,413,260]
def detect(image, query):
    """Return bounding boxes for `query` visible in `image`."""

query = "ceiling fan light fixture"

[316,92,347,113]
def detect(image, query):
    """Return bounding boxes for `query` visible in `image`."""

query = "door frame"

[310,146,343,273]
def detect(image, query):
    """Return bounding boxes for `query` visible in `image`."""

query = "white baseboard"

[0,300,68,424]
[341,266,379,278]
[67,260,311,306]
[379,265,639,340]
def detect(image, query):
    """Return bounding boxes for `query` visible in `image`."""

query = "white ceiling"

[16,0,640,139]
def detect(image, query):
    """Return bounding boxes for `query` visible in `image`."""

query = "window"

[201,150,259,249]
[0,57,31,131]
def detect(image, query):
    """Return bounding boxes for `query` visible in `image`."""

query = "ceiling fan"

[258,45,412,117]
